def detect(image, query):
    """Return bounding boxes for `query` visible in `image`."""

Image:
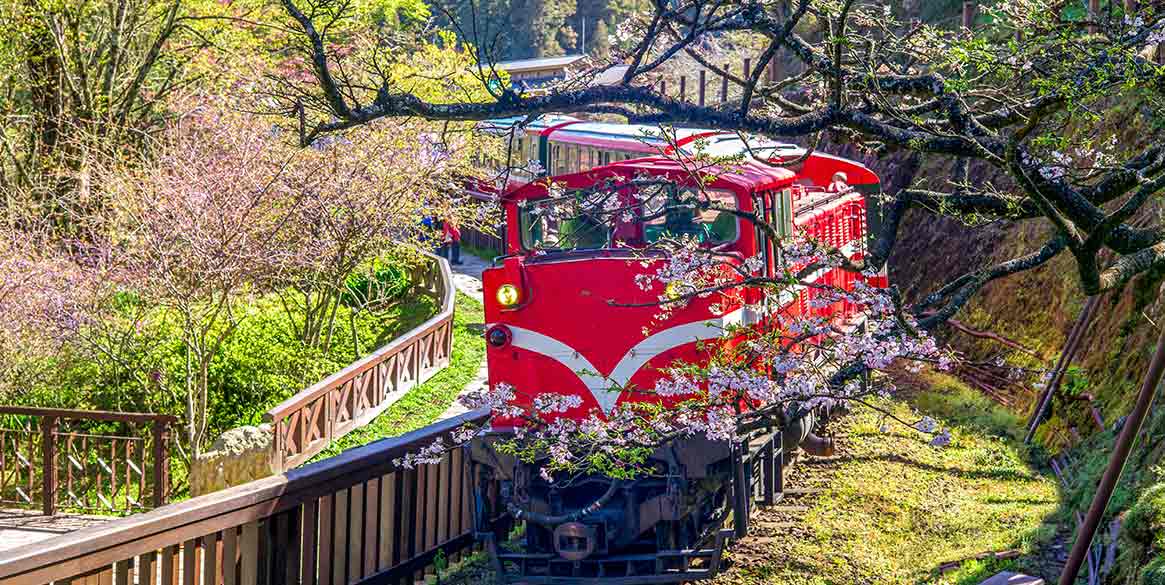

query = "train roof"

[546,122,712,152]
[477,115,878,185]
[477,114,581,135]
[504,156,795,201]
[478,115,810,157]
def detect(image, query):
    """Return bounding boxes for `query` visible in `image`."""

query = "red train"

[467,116,882,583]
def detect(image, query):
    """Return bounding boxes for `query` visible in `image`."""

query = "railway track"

[713,452,839,580]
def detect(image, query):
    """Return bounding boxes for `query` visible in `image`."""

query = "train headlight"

[486,325,512,348]
[496,283,521,307]
[664,281,687,301]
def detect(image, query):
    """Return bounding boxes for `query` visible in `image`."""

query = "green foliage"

[0,271,437,459]
[437,0,648,59]
[1144,557,1165,585]
[1126,482,1165,552]
[342,260,413,309]
[353,0,431,30]
[911,372,1029,443]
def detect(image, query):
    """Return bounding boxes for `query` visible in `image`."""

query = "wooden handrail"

[0,406,177,425]
[263,252,458,470]
[0,408,491,585]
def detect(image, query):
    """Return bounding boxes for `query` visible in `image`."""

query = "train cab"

[481,157,797,423]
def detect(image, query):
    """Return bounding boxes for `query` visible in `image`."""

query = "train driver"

[826,171,851,193]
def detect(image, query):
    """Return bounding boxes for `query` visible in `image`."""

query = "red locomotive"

[468,117,882,583]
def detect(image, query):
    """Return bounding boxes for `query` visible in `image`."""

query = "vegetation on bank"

[718,372,1059,585]
[312,292,487,461]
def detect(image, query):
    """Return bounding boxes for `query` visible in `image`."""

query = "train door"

[751,187,794,331]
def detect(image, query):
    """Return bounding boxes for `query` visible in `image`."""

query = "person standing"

[443,216,463,265]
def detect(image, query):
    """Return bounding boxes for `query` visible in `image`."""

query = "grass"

[719,371,1059,585]
[310,291,486,461]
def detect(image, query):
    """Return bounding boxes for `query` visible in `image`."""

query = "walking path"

[439,253,491,421]
[0,508,109,552]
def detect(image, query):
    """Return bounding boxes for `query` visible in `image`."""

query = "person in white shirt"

[826,171,851,193]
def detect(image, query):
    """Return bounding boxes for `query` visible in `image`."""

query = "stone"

[978,572,1045,585]
[189,424,276,496]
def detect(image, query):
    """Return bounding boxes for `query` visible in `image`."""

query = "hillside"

[828,103,1165,581]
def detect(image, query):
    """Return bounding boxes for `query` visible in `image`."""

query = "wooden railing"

[0,409,497,585]
[0,406,175,516]
[264,253,456,471]
[460,222,504,257]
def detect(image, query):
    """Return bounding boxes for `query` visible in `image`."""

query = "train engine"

[470,155,878,583]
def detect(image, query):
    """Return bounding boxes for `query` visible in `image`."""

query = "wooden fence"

[0,409,496,585]
[264,253,456,472]
[0,406,175,516]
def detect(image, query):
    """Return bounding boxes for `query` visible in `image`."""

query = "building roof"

[494,55,587,74]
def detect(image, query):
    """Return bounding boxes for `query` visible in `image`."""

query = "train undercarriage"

[468,409,836,584]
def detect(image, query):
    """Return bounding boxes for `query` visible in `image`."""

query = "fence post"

[42,416,57,516]
[272,419,286,474]
[151,421,169,508]
[698,70,706,106]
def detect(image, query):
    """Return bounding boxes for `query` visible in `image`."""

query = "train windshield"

[518,183,739,251]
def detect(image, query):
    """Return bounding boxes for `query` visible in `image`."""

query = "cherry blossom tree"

[102,103,305,458]
[0,225,96,398]
[272,122,494,353]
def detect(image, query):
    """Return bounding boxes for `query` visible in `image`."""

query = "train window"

[519,201,611,250]
[642,188,739,244]
[512,135,525,165]
[517,183,740,252]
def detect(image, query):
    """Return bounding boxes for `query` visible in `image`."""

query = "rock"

[189,424,276,496]
[978,572,1045,585]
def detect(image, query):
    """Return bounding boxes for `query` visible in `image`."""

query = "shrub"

[342,258,413,310]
